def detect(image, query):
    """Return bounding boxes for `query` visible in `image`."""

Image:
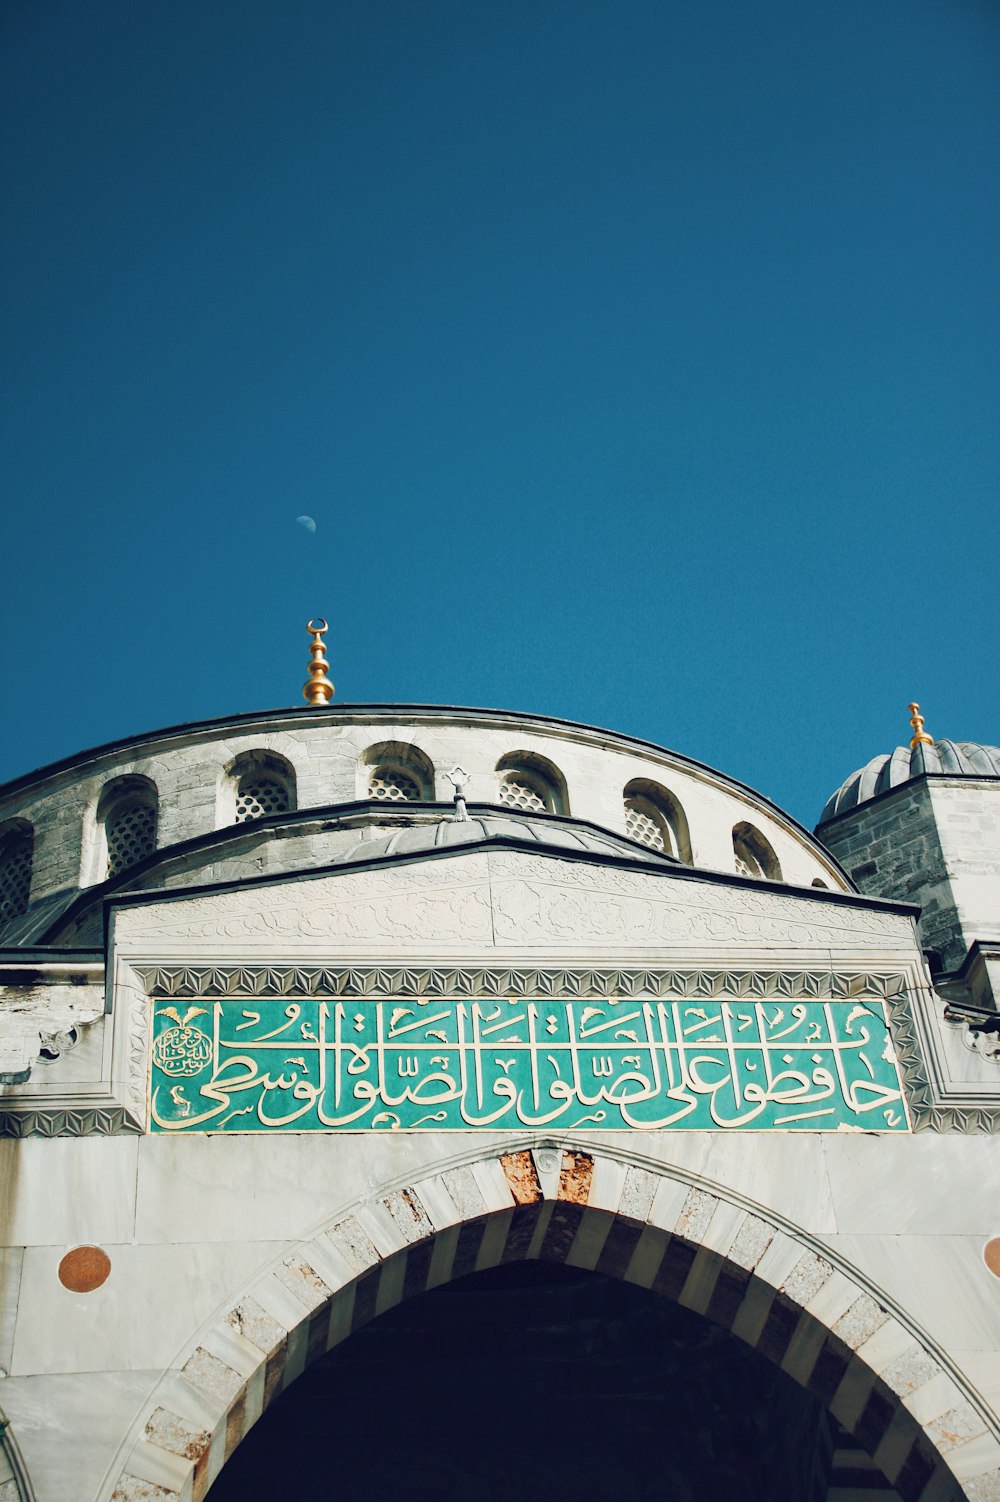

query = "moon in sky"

[296,515,317,534]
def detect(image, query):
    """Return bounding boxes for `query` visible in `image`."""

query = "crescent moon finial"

[303,620,334,707]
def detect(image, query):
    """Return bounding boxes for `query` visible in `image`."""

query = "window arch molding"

[224,750,297,825]
[96,775,159,882]
[732,821,782,882]
[359,742,435,803]
[0,818,34,927]
[494,751,568,816]
[622,779,692,864]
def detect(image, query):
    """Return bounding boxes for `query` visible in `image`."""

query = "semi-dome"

[819,739,1000,823]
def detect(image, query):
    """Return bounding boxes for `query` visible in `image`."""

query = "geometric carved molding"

[0,1106,142,1138]
[136,961,912,1000]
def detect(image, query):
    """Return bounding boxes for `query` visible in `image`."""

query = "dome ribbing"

[819,740,1000,823]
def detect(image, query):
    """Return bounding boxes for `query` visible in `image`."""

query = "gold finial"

[302,619,334,707]
[908,702,932,749]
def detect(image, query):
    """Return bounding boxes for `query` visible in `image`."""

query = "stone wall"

[817,781,956,966]
[818,778,1000,976]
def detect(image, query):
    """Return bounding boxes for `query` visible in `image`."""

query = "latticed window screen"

[368,768,420,802]
[498,775,550,814]
[106,804,156,878]
[235,778,290,822]
[734,843,763,879]
[0,833,32,923]
[624,799,671,854]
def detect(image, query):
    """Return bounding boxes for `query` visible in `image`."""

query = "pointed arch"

[107,1147,994,1502]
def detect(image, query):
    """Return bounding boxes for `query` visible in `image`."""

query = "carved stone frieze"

[114,848,913,959]
[120,856,493,946]
[0,983,105,1084]
[487,852,911,949]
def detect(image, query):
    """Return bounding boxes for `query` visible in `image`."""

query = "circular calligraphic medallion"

[152,1024,213,1078]
[59,1245,111,1292]
[984,1239,1000,1279]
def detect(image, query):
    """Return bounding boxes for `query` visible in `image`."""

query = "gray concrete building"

[0,668,998,1501]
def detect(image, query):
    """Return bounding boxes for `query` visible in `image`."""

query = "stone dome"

[819,739,1000,823]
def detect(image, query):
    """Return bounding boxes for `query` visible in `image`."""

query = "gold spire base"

[303,619,334,707]
[908,702,932,749]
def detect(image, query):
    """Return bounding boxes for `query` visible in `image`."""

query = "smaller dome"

[328,811,678,868]
[819,740,1000,823]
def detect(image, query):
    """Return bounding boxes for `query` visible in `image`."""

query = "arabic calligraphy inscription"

[149,993,909,1133]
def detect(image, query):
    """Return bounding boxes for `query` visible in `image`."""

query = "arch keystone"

[964,1468,1000,1501]
[833,1292,891,1351]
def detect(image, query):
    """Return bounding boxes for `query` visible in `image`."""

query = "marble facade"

[1,705,998,1501]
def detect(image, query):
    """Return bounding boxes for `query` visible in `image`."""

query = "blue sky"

[2,0,998,825]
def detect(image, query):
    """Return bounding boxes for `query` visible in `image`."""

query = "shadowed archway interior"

[206,1261,842,1502]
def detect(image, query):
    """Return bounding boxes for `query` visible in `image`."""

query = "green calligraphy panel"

[149,994,910,1132]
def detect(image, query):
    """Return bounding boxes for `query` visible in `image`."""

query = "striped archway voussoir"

[108,1148,1000,1502]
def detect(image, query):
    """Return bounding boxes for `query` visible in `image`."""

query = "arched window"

[228,752,296,824]
[495,753,567,815]
[0,822,33,924]
[98,777,158,880]
[359,742,434,803]
[732,822,781,882]
[811,878,828,889]
[622,780,692,863]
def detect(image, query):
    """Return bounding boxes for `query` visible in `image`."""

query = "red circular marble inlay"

[58,1245,111,1292]
[984,1239,1000,1279]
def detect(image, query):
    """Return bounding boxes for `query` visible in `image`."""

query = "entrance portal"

[206,1261,875,1501]
[109,1149,983,1502]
